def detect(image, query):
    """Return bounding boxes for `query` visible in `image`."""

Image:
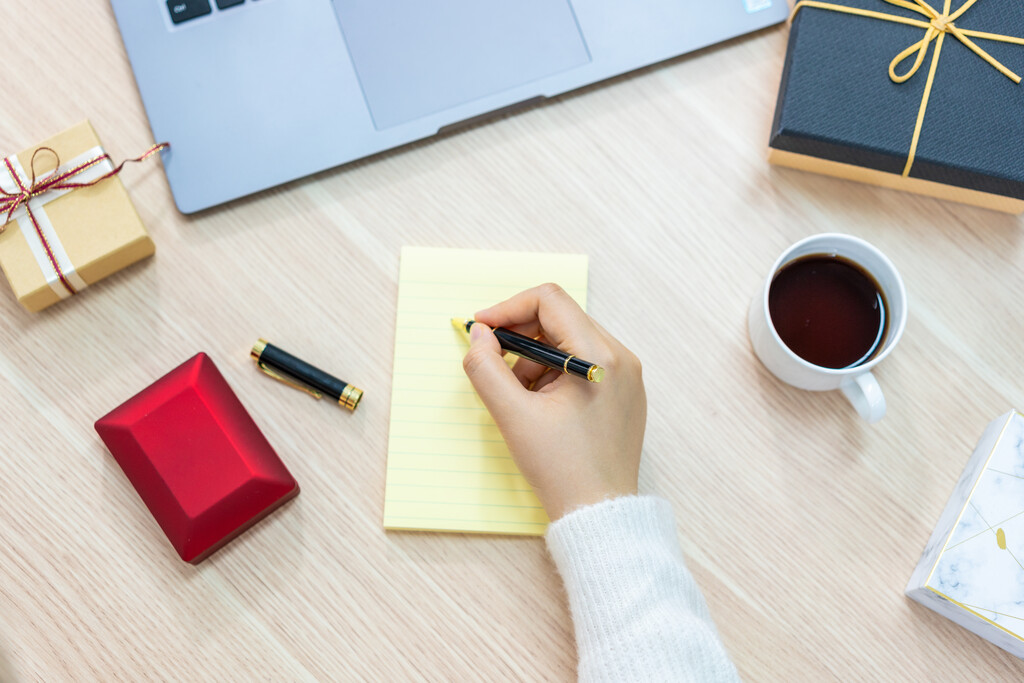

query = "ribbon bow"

[885,0,1021,83]
[792,0,1024,176]
[0,142,168,296]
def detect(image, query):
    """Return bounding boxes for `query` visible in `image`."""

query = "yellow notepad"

[384,246,589,535]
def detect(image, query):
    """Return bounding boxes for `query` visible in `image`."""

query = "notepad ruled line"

[391,420,500,428]
[392,403,486,412]
[387,483,534,493]
[387,467,526,476]
[388,451,510,461]
[385,499,544,510]
[392,372,470,380]
[384,517,548,528]
[394,341,468,348]
[392,388,479,396]
[390,434,506,444]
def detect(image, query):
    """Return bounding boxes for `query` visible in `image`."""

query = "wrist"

[546,483,639,521]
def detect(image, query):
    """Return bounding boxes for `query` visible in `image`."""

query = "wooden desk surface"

[3,3,1024,680]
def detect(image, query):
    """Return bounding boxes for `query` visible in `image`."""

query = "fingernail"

[469,323,485,342]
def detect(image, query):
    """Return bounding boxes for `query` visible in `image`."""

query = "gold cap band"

[340,384,363,411]
[251,339,268,362]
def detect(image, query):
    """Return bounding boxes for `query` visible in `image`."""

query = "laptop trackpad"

[334,0,591,129]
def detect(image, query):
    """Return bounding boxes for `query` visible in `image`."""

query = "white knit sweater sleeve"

[545,496,740,683]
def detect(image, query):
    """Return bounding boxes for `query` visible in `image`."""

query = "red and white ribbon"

[0,141,168,299]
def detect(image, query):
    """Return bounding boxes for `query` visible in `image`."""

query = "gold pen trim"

[339,384,363,411]
[587,365,605,383]
[251,338,268,362]
[563,355,575,374]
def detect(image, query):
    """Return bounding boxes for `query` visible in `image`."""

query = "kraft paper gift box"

[907,410,1024,658]
[769,0,1024,213]
[0,121,158,312]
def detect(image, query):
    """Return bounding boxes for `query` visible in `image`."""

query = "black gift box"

[769,0,1024,210]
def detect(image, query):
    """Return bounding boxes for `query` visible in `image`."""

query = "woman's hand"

[461,284,646,520]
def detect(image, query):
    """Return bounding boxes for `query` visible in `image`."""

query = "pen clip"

[257,362,324,400]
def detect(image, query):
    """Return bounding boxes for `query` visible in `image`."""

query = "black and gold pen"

[251,339,363,410]
[452,318,604,383]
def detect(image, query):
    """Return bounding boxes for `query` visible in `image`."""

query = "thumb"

[462,323,527,419]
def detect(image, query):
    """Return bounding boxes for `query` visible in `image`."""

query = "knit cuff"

[546,495,703,621]
[545,496,738,682]
[546,495,680,568]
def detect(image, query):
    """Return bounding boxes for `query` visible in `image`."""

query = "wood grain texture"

[2,2,1024,680]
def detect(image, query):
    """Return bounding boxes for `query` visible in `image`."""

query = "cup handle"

[840,372,886,423]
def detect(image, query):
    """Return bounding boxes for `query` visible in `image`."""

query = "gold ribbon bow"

[791,0,1024,176]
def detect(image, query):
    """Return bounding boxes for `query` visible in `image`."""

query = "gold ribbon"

[791,0,1024,176]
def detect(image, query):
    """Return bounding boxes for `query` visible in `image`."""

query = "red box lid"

[95,353,298,563]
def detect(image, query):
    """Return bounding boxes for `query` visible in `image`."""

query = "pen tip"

[451,317,468,331]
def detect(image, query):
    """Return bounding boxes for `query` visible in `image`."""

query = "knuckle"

[594,342,615,364]
[605,349,642,377]
[537,282,566,299]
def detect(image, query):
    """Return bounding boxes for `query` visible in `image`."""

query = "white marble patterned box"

[907,410,1024,658]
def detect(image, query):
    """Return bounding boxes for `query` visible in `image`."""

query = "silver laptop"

[111,0,787,213]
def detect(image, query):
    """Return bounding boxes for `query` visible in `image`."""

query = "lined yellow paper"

[384,247,589,535]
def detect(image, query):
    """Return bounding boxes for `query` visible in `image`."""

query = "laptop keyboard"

[167,0,246,25]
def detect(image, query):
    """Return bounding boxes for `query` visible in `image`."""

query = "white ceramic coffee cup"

[748,233,907,423]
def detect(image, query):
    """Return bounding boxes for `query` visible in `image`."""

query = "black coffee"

[768,254,887,369]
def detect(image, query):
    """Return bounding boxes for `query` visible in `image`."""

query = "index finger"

[474,283,602,352]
